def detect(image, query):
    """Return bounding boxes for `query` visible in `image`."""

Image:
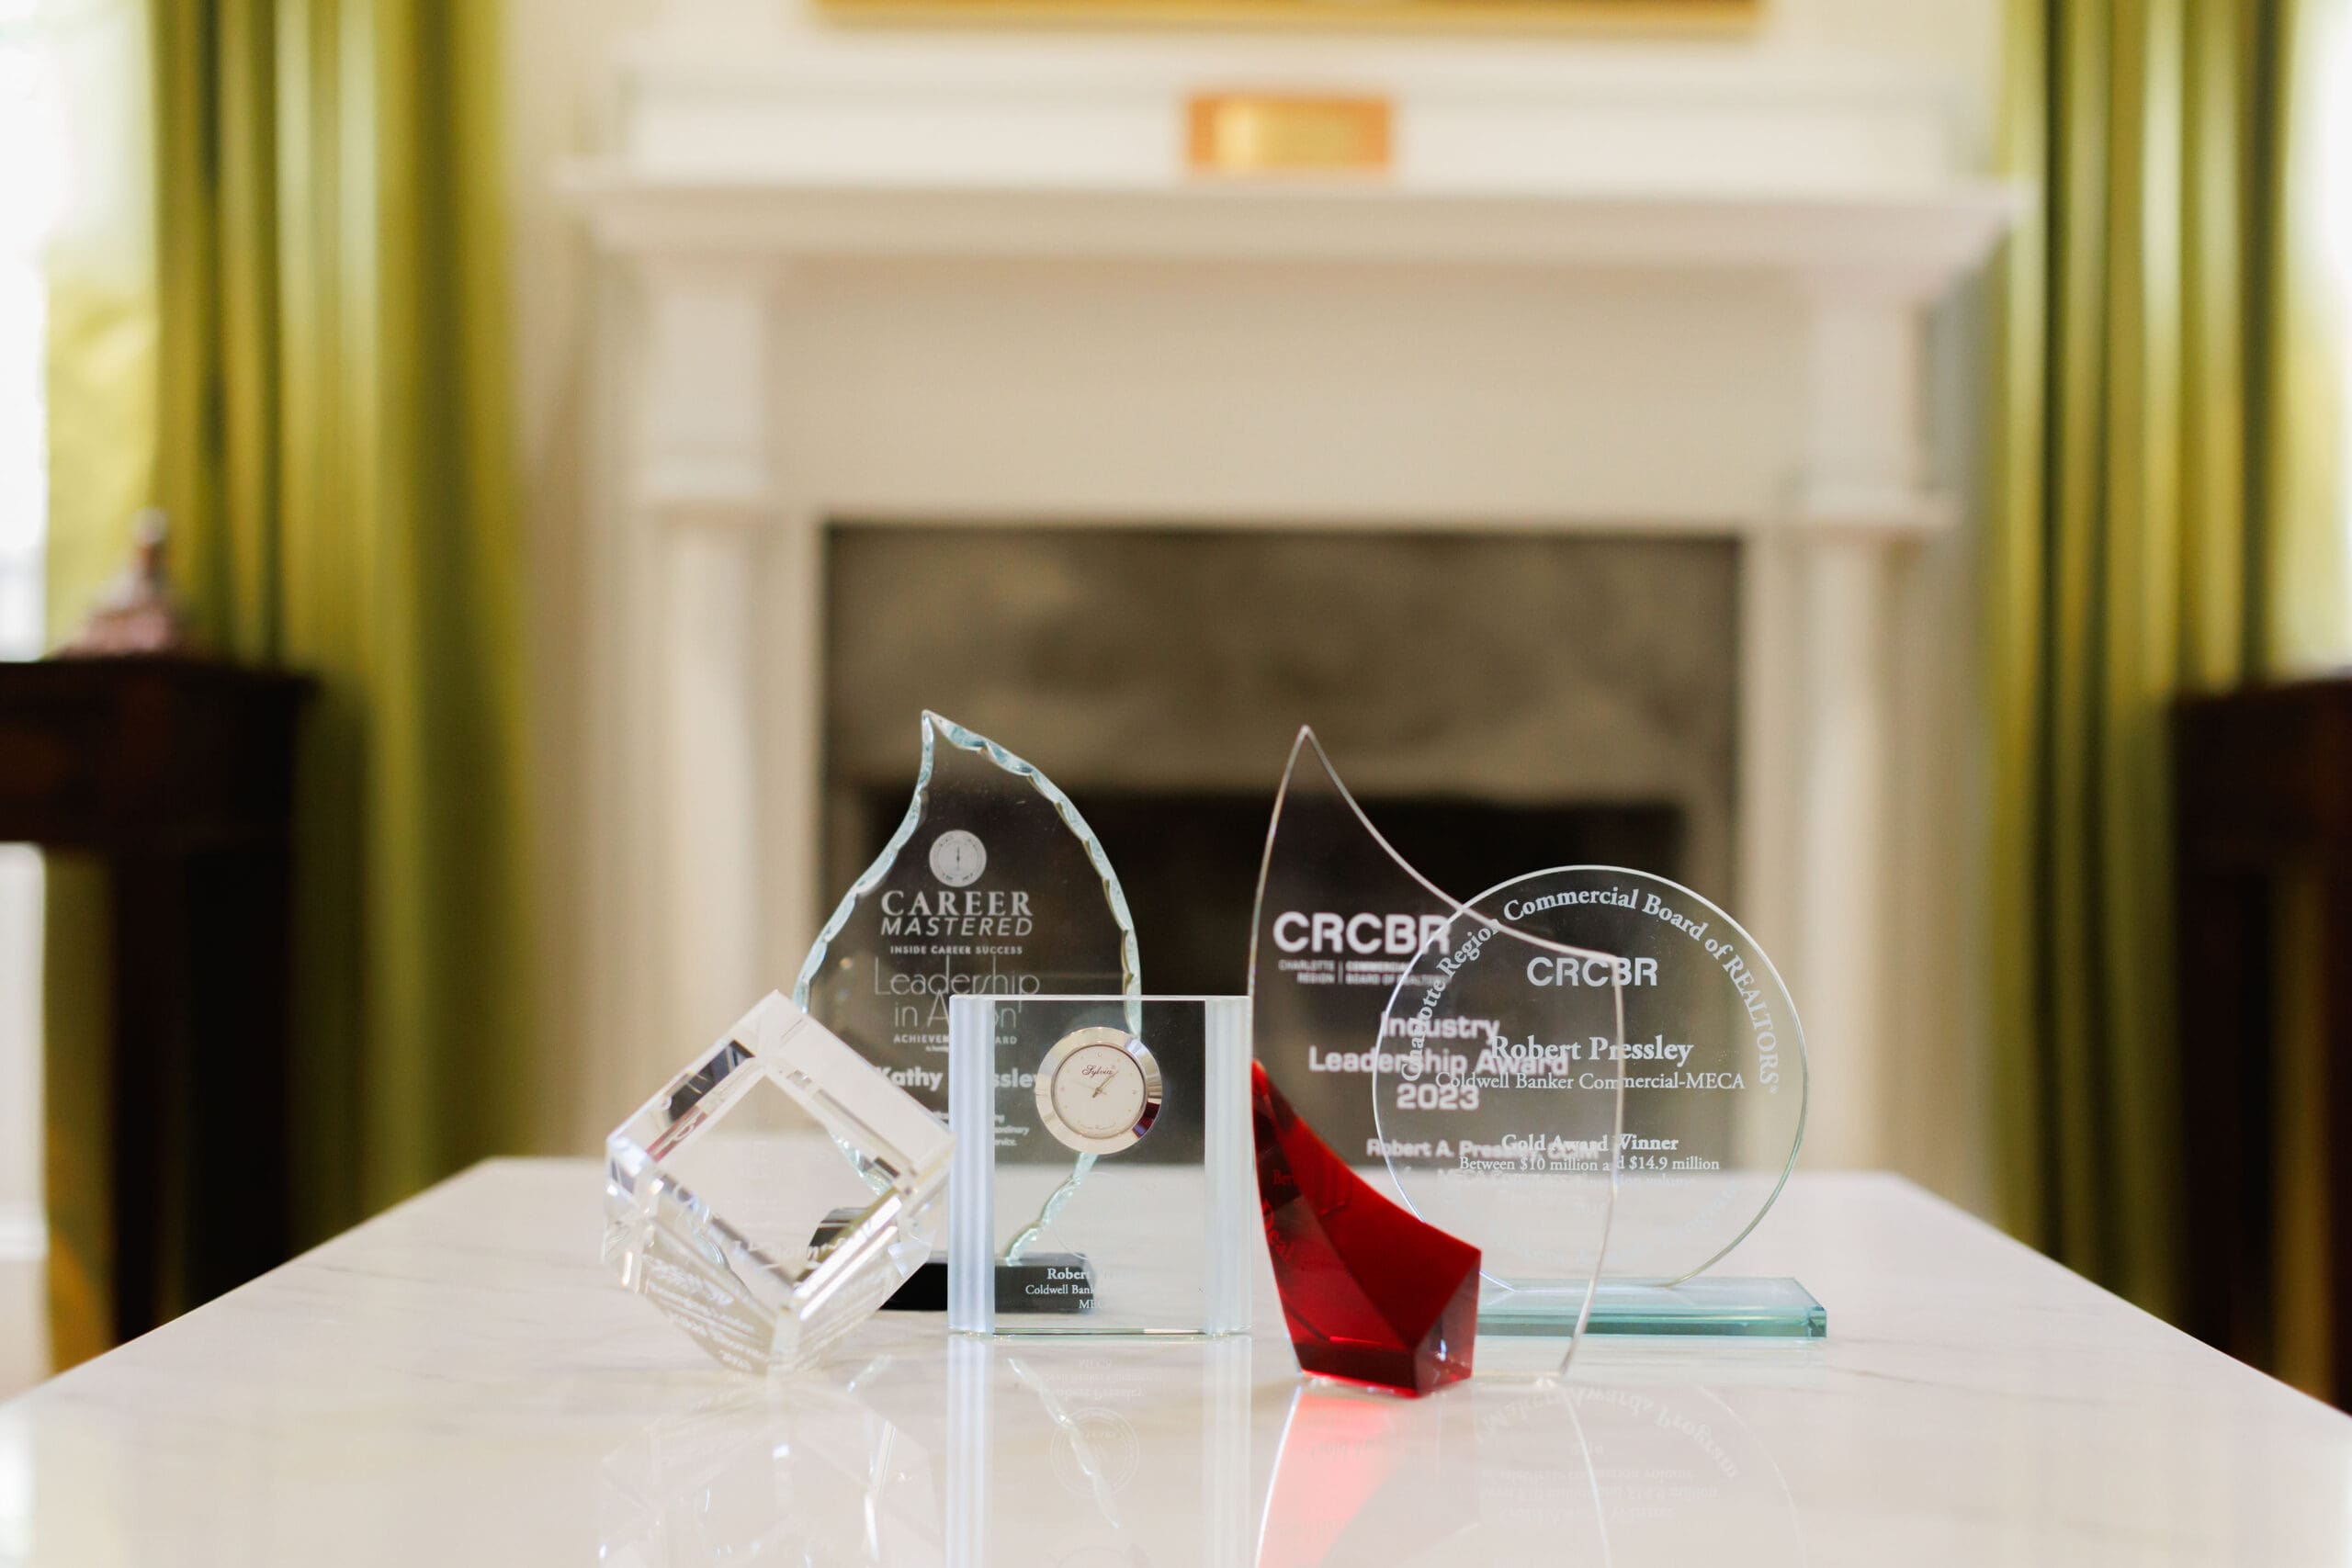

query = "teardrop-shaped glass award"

[1249,729,1624,1385]
[795,711,1142,1110]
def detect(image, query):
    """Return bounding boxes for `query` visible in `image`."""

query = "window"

[2328,3,2352,637]
[0,3,60,659]
[0,0,62,1414]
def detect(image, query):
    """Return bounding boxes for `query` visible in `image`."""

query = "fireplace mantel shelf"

[569,166,2018,290]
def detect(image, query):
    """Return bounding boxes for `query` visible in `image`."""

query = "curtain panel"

[1990,0,2346,1322]
[43,0,532,1362]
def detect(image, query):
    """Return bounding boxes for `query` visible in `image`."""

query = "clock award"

[948,994,1252,1336]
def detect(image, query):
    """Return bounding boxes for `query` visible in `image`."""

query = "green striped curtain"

[1990,0,2346,1320]
[44,0,532,1363]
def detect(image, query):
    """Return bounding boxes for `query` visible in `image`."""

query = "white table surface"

[1,1160,2346,1566]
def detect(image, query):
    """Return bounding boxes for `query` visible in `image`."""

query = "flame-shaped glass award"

[799,712,1146,1314]
[605,714,1140,1371]
[1248,730,1625,1391]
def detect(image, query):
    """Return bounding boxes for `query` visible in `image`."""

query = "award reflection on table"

[596,1355,949,1565]
[598,1336,1804,1568]
[947,1337,1256,1567]
[596,1339,1257,1568]
[1257,1379,1805,1568]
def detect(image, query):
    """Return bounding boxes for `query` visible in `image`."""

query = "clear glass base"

[1478,1277,1826,1339]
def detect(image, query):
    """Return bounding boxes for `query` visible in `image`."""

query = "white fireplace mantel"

[568,24,2018,1172]
[573,175,2014,288]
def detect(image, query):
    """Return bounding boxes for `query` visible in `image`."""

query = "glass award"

[1249,730,1624,1387]
[603,992,954,1375]
[1388,867,1815,1336]
[947,994,1252,1336]
[795,711,1140,1115]
[794,712,1146,1308]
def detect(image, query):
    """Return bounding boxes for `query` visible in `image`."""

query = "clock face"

[1053,1044,1149,1138]
[928,829,987,887]
[1035,1028,1162,1156]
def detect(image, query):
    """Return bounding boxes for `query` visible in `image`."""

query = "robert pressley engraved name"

[1309,1033,1705,1077]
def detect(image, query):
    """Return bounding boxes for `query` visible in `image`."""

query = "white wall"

[504,0,662,1154]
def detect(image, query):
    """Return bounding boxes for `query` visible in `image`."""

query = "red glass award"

[1252,1060,1479,1394]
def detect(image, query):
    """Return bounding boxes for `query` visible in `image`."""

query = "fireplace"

[566,22,2015,1181]
[843,786,1687,998]
[823,525,1732,995]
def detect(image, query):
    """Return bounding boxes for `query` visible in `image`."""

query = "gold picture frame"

[818,0,1758,32]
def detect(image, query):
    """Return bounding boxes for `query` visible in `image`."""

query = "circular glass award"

[1379,867,1806,1286]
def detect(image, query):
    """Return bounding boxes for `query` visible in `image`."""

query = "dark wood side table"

[0,657,311,1342]
[2174,675,2352,1407]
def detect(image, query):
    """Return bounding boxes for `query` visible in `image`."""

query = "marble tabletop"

[0,1160,2345,1566]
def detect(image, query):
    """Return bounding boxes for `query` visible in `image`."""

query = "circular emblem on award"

[1035,1026,1162,1156]
[928,828,987,887]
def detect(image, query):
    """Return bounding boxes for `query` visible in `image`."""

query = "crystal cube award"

[947,995,1252,1336]
[603,992,954,1375]
[1249,729,1625,1389]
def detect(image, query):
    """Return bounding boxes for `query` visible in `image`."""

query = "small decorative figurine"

[57,508,195,656]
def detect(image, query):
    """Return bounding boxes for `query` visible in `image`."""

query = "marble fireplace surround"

[568,17,2018,1170]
